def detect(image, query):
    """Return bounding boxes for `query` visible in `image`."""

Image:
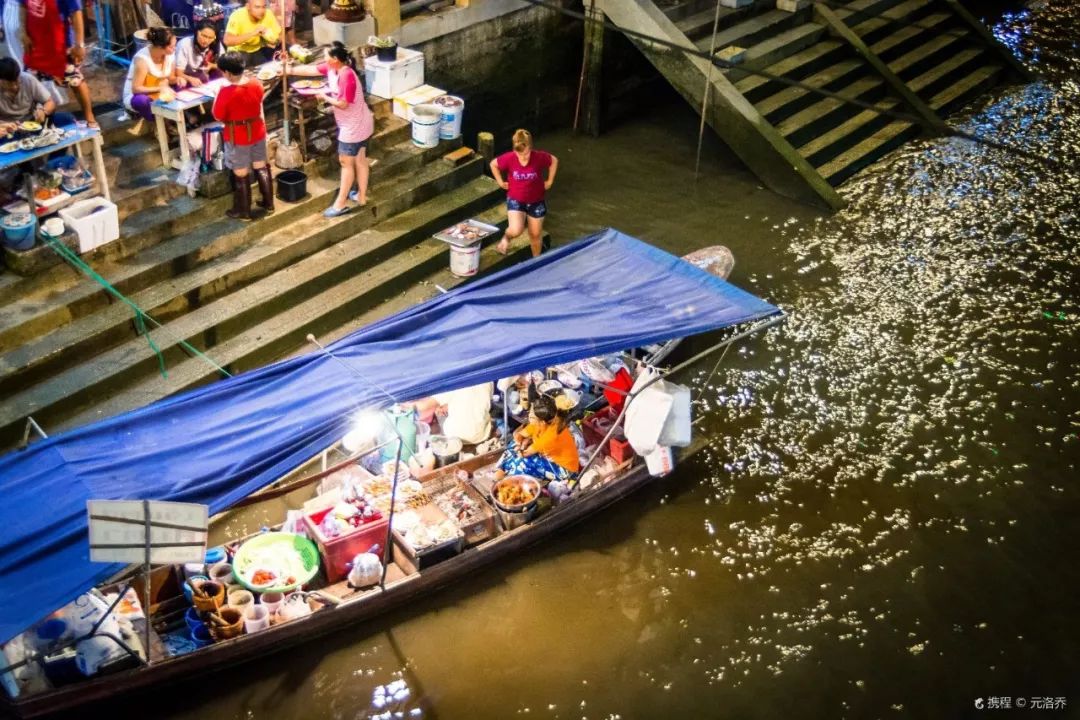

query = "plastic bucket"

[449,242,480,277]
[276,169,307,202]
[411,105,441,148]
[434,95,464,140]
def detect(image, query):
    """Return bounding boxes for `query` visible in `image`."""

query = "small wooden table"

[0,126,110,222]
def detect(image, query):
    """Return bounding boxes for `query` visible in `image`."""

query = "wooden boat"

[0,229,783,717]
[2,439,707,718]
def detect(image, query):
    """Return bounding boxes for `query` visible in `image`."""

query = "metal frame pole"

[141,500,152,665]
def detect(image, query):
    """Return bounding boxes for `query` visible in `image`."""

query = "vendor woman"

[495,394,579,483]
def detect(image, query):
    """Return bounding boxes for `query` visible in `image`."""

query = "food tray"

[390,503,464,574]
[432,218,500,248]
[426,475,499,547]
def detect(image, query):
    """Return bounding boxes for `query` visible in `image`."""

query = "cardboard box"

[363,48,424,100]
[392,84,446,121]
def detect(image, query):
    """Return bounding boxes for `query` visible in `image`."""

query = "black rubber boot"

[226,174,265,221]
[254,166,275,214]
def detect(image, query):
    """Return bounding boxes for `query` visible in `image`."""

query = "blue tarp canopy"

[0,228,780,644]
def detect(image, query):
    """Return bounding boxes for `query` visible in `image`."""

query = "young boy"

[212,51,273,220]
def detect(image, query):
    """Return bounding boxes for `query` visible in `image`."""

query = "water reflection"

[109,3,1079,718]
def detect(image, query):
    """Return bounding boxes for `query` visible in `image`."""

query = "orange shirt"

[526,422,580,474]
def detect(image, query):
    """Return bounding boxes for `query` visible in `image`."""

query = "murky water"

[110,3,1079,718]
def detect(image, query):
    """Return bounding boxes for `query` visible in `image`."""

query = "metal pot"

[429,434,462,467]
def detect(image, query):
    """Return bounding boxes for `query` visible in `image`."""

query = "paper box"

[363,47,424,100]
[392,84,446,121]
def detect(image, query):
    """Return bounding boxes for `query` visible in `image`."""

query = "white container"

[363,48,424,100]
[449,242,480,277]
[59,198,119,253]
[411,104,441,148]
[435,95,464,140]
[243,604,270,633]
[392,84,446,120]
[644,445,675,476]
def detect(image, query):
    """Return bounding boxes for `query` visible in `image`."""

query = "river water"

[121,3,1078,718]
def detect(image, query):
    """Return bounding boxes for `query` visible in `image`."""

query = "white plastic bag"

[624,367,673,456]
[657,382,692,447]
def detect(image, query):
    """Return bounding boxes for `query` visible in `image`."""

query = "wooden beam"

[814,2,949,135]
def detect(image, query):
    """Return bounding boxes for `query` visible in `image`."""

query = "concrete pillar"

[477,131,494,174]
[370,0,401,35]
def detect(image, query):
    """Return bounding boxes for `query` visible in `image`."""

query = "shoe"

[324,205,351,218]
[254,166,275,214]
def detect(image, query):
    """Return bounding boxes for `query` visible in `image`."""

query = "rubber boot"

[254,166,275,214]
[226,174,265,221]
[225,172,242,218]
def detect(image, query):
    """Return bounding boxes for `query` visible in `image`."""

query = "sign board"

[87,500,209,564]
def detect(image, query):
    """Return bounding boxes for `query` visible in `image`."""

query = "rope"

[42,234,232,380]
[518,0,1064,173]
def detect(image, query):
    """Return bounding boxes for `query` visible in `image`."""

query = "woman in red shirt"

[489,129,559,257]
[212,51,273,221]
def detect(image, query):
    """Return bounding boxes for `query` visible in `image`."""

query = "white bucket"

[449,242,481,277]
[435,95,464,140]
[411,104,442,148]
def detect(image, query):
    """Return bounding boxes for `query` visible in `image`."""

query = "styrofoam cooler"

[435,95,464,140]
[363,48,424,100]
[392,84,445,120]
[59,198,119,253]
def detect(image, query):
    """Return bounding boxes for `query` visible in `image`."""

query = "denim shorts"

[339,138,368,157]
[506,198,547,219]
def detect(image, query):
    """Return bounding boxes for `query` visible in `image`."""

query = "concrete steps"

[725,21,829,81]
[0,120,431,352]
[694,8,810,54]
[0,156,513,445]
[50,196,531,435]
[0,151,486,399]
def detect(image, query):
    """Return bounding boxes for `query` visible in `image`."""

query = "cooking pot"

[429,434,462,467]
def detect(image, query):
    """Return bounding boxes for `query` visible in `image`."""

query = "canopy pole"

[142,500,152,666]
[380,424,404,589]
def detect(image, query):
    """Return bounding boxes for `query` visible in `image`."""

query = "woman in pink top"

[490,129,559,257]
[291,41,374,217]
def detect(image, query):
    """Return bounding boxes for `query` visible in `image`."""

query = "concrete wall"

[393,0,661,152]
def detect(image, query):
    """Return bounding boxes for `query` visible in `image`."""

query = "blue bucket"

[184,607,204,633]
[190,624,213,647]
[2,213,37,251]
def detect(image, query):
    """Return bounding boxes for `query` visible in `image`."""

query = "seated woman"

[0,57,76,133]
[122,27,187,123]
[495,394,580,484]
[176,21,222,86]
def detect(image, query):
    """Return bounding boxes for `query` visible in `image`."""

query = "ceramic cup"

[258,591,284,618]
[208,562,234,586]
[243,604,270,633]
[228,589,254,610]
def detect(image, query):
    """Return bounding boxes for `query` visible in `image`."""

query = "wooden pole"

[579,0,604,137]
[477,131,494,174]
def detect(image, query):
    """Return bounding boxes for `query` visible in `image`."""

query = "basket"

[425,475,499,547]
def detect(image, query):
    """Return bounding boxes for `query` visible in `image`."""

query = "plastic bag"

[624,367,673,455]
[175,155,201,197]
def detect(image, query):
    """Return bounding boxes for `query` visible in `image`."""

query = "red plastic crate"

[303,507,390,583]
[608,437,634,465]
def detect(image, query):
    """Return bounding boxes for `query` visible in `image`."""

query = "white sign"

[87,500,209,564]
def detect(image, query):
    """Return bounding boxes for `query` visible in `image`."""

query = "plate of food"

[18,120,41,133]
[292,79,326,90]
[256,67,279,81]
[0,141,18,153]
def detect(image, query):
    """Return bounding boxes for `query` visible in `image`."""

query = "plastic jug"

[380,405,417,463]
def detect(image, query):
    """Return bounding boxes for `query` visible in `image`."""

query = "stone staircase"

[0,100,531,449]
[602,0,1029,208]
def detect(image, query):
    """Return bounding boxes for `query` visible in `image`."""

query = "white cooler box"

[393,85,446,120]
[60,197,119,253]
[363,48,424,100]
